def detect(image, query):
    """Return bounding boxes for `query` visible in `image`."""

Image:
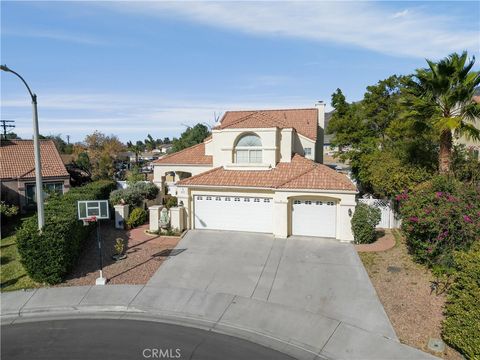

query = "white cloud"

[100,1,478,58]
[1,91,319,142]
[3,28,105,46]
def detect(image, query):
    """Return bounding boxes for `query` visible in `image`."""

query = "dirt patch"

[358,230,462,360]
[61,222,180,286]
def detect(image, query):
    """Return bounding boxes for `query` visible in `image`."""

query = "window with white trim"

[215,196,221,201]
[294,200,301,204]
[264,198,271,203]
[206,196,212,200]
[225,197,231,201]
[234,197,240,202]
[304,147,312,156]
[234,134,262,164]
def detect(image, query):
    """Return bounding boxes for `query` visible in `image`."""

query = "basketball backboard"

[77,200,110,220]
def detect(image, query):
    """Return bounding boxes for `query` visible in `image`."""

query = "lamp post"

[1,65,45,230]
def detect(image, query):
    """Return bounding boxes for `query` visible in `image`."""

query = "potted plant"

[112,238,127,261]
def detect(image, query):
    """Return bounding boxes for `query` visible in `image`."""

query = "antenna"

[0,120,15,138]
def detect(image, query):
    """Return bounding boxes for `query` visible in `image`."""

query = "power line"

[0,120,15,138]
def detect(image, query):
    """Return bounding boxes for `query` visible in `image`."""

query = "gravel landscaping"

[358,230,462,360]
[61,222,181,286]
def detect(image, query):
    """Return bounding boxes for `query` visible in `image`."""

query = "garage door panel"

[292,199,336,238]
[194,196,273,233]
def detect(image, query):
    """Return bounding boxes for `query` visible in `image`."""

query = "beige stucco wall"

[1,177,70,213]
[176,185,356,241]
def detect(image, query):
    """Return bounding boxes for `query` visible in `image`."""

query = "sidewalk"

[1,285,438,360]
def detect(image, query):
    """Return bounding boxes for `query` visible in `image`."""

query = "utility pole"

[66,135,70,144]
[0,120,15,139]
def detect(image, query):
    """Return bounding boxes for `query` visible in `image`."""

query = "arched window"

[234,133,262,164]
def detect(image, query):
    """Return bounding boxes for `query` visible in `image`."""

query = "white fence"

[357,198,401,229]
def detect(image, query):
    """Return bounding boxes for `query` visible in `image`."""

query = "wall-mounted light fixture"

[348,208,353,217]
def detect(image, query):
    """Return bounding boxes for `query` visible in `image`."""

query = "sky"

[1,1,479,143]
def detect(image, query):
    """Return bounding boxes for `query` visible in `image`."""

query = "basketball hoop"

[82,216,97,226]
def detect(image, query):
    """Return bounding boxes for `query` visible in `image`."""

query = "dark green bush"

[351,203,381,244]
[126,207,147,228]
[16,180,116,284]
[398,176,479,269]
[442,243,480,359]
[164,195,178,209]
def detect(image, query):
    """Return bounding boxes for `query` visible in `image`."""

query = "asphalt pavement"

[1,318,295,360]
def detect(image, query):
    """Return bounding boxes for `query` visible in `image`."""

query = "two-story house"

[153,102,357,241]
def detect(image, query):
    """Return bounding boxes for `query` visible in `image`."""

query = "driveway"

[148,230,396,339]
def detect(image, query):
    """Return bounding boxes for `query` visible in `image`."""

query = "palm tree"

[403,52,480,174]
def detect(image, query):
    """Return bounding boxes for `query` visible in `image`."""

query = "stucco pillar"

[169,206,186,232]
[273,198,289,238]
[176,186,191,229]
[337,201,356,242]
[114,204,129,229]
[149,205,163,232]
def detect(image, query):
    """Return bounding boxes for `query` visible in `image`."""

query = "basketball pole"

[95,220,106,285]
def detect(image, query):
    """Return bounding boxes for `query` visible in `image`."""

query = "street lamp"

[1,65,45,230]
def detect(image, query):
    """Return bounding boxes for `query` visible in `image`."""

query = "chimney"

[315,101,326,129]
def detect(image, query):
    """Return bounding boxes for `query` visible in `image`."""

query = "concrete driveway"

[148,230,396,339]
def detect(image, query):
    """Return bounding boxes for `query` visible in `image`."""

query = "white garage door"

[292,199,336,238]
[194,195,273,233]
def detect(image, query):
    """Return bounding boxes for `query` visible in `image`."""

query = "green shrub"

[351,203,381,244]
[131,182,159,200]
[164,195,178,209]
[442,243,480,359]
[109,187,143,208]
[16,180,116,284]
[398,176,480,269]
[127,207,147,228]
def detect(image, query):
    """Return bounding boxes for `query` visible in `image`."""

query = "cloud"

[1,91,319,142]
[101,1,478,58]
[3,28,106,46]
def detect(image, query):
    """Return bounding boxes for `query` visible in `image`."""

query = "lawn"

[358,230,462,360]
[1,217,38,292]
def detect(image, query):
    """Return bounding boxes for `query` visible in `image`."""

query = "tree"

[144,134,156,151]
[83,131,125,180]
[402,52,480,174]
[127,141,142,164]
[171,124,210,153]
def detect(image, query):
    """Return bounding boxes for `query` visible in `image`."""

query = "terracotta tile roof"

[0,139,69,180]
[153,142,212,165]
[178,154,356,191]
[217,108,318,140]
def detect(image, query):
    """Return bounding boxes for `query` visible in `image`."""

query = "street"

[1,319,295,360]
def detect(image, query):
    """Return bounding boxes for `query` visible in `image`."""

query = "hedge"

[442,243,480,359]
[16,180,116,284]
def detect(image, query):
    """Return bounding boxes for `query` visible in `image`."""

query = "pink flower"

[424,208,432,214]
[409,216,419,223]
[463,215,473,223]
[435,192,443,198]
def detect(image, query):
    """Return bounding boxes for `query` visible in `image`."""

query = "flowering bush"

[398,176,480,269]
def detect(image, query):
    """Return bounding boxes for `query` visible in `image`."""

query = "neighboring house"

[153,102,357,241]
[0,139,70,213]
[158,143,173,154]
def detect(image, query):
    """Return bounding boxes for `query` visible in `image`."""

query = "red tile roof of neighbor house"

[217,108,319,140]
[153,142,213,165]
[178,154,356,191]
[0,139,69,179]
